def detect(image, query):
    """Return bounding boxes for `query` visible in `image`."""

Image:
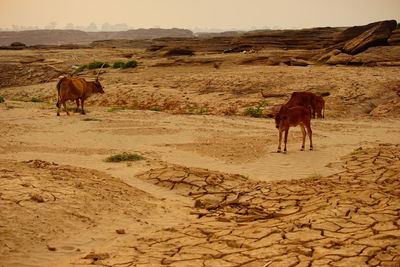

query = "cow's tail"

[56,77,64,108]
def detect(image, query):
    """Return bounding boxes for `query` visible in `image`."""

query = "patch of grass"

[87,61,110,69]
[350,149,369,155]
[122,60,138,69]
[243,102,268,118]
[150,106,162,112]
[0,97,4,103]
[113,61,126,68]
[107,105,138,112]
[196,108,208,115]
[82,118,101,121]
[240,175,249,180]
[30,97,43,103]
[309,172,323,179]
[105,153,145,162]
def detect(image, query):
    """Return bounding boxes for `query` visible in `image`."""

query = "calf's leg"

[306,124,313,150]
[283,129,289,153]
[300,124,306,151]
[277,130,283,153]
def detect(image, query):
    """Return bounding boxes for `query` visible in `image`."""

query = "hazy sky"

[0,0,399,31]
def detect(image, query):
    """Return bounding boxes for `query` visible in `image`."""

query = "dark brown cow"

[284,91,328,119]
[274,105,313,153]
[56,77,104,116]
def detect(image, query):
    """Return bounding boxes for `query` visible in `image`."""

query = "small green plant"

[82,118,101,121]
[196,108,208,115]
[113,61,125,68]
[150,106,161,112]
[350,149,369,155]
[309,173,323,179]
[0,97,4,103]
[243,102,268,118]
[87,61,110,69]
[122,60,138,69]
[30,97,43,103]
[105,153,145,162]
[240,175,249,180]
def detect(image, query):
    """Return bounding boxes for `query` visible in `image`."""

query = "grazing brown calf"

[274,105,313,153]
[56,77,104,116]
[285,91,327,119]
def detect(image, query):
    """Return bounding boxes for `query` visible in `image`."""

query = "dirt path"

[0,101,399,266]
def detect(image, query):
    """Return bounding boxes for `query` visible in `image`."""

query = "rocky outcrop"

[342,20,397,54]
[327,46,400,66]
[0,28,193,46]
[388,29,400,46]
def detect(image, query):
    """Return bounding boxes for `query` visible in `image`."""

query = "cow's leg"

[300,124,306,151]
[75,99,80,112]
[306,123,313,150]
[56,102,60,116]
[63,102,69,116]
[283,129,289,153]
[80,98,85,115]
[277,130,282,153]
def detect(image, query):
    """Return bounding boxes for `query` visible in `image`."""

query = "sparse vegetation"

[113,61,125,68]
[350,149,369,155]
[30,97,43,103]
[309,173,323,179]
[87,61,110,69]
[122,60,138,69]
[82,118,101,121]
[240,175,249,180]
[0,97,4,103]
[243,102,268,118]
[150,106,162,112]
[105,153,145,162]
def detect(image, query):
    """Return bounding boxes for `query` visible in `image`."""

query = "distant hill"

[0,28,194,46]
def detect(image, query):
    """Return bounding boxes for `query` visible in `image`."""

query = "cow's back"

[58,77,86,101]
[286,92,315,107]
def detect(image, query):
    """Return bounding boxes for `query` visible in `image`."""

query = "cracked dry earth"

[67,145,400,267]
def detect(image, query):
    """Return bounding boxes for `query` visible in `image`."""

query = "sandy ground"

[0,48,400,266]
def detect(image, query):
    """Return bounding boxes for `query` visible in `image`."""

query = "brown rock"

[388,29,400,46]
[342,20,397,55]
[326,53,353,65]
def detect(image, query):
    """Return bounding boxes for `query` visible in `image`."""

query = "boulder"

[388,29,400,46]
[326,53,353,65]
[342,20,397,55]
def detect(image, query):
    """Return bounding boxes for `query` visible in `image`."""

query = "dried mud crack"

[98,144,400,267]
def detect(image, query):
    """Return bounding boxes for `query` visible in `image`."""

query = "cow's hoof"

[56,113,60,116]
[310,148,313,151]
[277,150,281,153]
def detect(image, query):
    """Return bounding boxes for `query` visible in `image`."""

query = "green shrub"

[113,61,125,68]
[0,97,4,103]
[105,153,145,162]
[243,102,268,118]
[150,106,161,111]
[87,61,110,69]
[82,118,101,121]
[122,60,138,69]
[309,173,322,179]
[30,97,43,102]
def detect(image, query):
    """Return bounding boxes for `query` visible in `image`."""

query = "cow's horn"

[96,63,106,80]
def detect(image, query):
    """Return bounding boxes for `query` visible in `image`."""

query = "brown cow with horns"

[56,69,105,116]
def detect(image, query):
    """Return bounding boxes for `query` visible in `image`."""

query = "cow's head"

[93,78,105,94]
[274,106,288,129]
